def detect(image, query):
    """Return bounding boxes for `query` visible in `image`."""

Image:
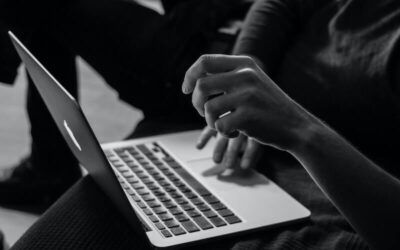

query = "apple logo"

[64,120,82,151]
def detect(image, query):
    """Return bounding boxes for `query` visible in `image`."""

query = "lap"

[11,148,369,250]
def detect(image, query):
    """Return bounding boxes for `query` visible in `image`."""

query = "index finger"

[182,54,254,94]
[196,126,217,149]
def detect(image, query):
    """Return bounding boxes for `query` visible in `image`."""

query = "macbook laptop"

[9,31,310,248]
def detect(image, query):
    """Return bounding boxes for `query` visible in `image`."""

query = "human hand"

[197,126,261,170]
[182,54,313,151]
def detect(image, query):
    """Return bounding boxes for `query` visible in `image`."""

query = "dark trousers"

[13,0,208,176]
[10,122,369,249]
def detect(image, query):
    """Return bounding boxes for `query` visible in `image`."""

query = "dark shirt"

[235,0,400,176]
[0,0,254,85]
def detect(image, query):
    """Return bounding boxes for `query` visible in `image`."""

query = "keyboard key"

[120,156,131,162]
[153,190,165,197]
[162,156,175,163]
[225,215,242,224]
[161,229,172,238]
[164,220,179,228]
[191,197,204,205]
[165,187,177,193]
[172,167,212,197]
[137,189,149,196]
[122,172,134,178]
[159,213,174,221]
[159,196,171,203]
[147,184,159,190]
[164,201,177,209]
[175,214,190,222]
[149,215,159,222]
[148,170,159,176]
[203,210,218,218]
[169,207,183,215]
[181,221,200,233]
[166,162,181,169]
[197,204,211,212]
[181,204,194,211]
[185,192,198,199]
[142,179,154,185]
[170,192,182,199]
[131,194,141,202]
[132,168,144,174]
[131,183,144,190]
[126,177,138,183]
[170,226,186,236]
[179,187,191,193]
[203,195,220,204]
[218,209,234,217]
[147,201,161,208]
[168,176,180,182]
[136,173,148,179]
[153,207,168,214]
[211,202,226,210]
[209,217,227,227]
[193,216,213,230]
[162,170,174,176]
[137,201,147,209]
[154,176,165,181]
[127,162,139,168]
[143,208,153,215]
[159,180,170,187]
[157,165,169,171]
[175,197,188,205]
[104,150,113,156]
[148,156,158,161]
[142,194,155,202]
[187,210,201,218]
[172,180,185,187]
[125,189,134,195]
[155,222,166,230]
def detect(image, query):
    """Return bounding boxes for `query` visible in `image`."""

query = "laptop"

[9,31,310,248]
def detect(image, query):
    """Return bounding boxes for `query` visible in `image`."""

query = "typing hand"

[182,54,312,151]
[197,126,261,171]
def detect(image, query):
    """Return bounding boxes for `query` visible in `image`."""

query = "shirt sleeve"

[233,0,331,75]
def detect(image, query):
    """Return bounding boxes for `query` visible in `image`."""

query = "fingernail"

[182,86,188,94]
[213,153,221,163]
[225,158,234,168]
[241,159,250,169]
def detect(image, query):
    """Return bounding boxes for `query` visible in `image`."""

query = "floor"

[0,58,142,246]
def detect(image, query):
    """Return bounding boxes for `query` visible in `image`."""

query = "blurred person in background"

[0,0,252,209]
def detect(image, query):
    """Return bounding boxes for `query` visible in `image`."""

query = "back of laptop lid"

[8,31,148,240]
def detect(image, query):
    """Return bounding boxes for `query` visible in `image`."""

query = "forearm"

[233,0,330,75]
[290,116,400,249]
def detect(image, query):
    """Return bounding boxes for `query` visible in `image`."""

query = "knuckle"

[198,54,212,68]
[239,68,258,83]
[215,119,227,135]
[196,78,208,94]
[191,93,197,106]
[242,55,256,67]
[204,101,215,115]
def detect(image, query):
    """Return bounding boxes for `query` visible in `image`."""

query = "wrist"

[285,111,325,154]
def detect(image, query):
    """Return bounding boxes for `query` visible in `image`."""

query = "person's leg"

[0,28,81,208]
[51,0,212,122]
[26,29,81,179]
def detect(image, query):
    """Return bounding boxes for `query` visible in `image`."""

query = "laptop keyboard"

[105,142,242,238]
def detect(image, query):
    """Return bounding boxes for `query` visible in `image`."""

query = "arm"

[183,54,400,249]
[291,117,400,250]
[195,0,333,171]
[233,0,330,74]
